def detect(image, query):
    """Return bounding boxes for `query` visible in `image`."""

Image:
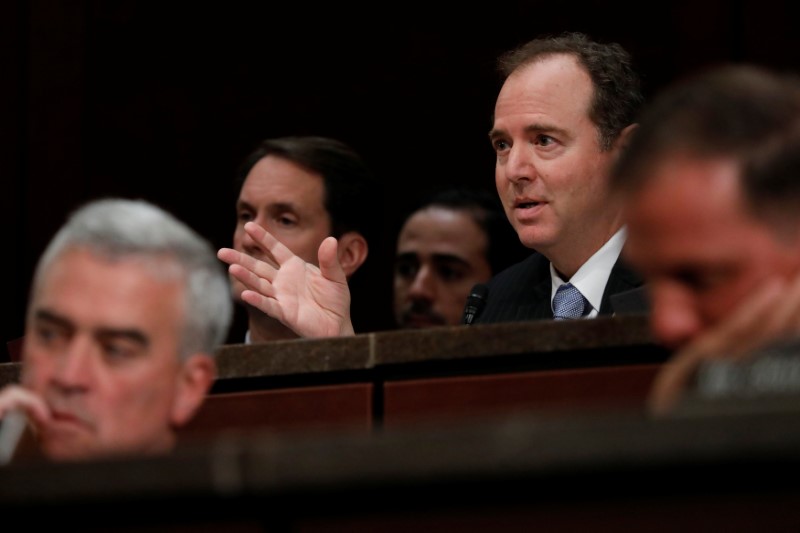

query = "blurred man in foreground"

[611,64,800,413]
[0,198,232,462]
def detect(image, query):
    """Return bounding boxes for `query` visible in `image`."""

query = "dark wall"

[1,0,798,353]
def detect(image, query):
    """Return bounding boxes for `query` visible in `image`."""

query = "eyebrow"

[266,202,299,214]
[237,199,299,214]
[488,127,505,142]
[489,123,569,141]
[431,254,472,267]
[34,309,150,348]
[396,252,472,267]
[235,199,255,211]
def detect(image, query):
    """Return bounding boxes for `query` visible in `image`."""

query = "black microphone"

[462,283,489,325]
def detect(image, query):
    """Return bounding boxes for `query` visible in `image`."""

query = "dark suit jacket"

[471,251,648,324]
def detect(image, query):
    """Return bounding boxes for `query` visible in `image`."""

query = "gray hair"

[30,198,232,358]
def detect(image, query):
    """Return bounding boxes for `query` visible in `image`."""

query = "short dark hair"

[406,187,529,275]
[497,31,643,151]
[611,64,800,233]
[237,135,382,245]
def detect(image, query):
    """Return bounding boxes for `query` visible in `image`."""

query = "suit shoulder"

[486,252,549,289]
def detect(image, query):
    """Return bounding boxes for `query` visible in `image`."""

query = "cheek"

[19,350,49,389]
[444,281,475,306]
[19,365,41,390]
[700,268,769,325]
[295,242,320,265]
[101,376,174,426]
[495,168,508,191]
[393,279,409,306]
[232,227,244,249]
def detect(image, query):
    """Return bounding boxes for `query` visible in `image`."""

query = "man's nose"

[408,265,436,300]
[241,216,267,255]
[504,143,536,184]
[52,336,94,392]
[649,284,703,351]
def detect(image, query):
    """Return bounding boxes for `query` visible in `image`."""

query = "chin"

[518,230,556,251]
[41,439,95,462]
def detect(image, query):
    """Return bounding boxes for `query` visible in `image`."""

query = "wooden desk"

[1,316,671,435]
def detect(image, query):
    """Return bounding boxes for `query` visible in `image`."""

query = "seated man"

[475,31,645,323]
[610,64,800,413]
[393,187,528,328]
[0,198,232,462]
[227,135,381,342]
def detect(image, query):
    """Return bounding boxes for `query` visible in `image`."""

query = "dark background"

[1,1,797,355]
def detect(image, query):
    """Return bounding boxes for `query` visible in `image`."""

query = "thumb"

[317,236,348,284]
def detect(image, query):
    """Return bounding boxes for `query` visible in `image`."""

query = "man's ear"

[170,354,216,428]
[335,231,369,278]
[615,123,638,152]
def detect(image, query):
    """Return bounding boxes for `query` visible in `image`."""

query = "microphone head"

[462,283,489,325]
[467,283,488,304]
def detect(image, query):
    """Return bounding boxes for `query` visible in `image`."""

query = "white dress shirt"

[549,227,627,319]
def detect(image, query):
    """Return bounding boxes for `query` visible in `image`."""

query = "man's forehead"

[398,209,487,251]
[34,248,187,318]
[494,58,593,132]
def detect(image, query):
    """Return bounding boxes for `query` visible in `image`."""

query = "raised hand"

[218,221,355,338]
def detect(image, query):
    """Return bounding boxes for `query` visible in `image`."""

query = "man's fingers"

[241,290,282,320]
[228,264,276,297]
[317,237,347,284]
[244,222,294,265]
[0,386,51,426]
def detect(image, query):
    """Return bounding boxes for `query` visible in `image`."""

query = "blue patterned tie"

[552,283,588,320]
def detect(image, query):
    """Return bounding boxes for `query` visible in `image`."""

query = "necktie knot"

[552,283,588,320]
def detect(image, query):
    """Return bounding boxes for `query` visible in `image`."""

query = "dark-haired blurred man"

[611,64,800,413]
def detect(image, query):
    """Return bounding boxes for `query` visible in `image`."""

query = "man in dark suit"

[474,32,646,323]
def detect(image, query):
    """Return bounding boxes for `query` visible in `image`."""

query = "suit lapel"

[600,256,646,315]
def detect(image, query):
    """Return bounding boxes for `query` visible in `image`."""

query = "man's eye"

[100,338,142,363]
[101,342,138,363]
[395,260,419,280]
[275,214,298,227]
[536,135,555,147]
[35,325,60,344]
[492,139,510,153]
[438,265,466,282]
[237,211,254,222]
[676,270,728,293]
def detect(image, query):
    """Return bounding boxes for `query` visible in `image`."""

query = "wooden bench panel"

[181,383,374,437]
[383,364,661,426]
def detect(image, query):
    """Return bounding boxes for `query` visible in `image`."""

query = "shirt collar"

[550,227,627,317]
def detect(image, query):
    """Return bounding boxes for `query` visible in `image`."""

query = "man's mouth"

[46,402,94,431]
[513,199,546,220]
[401,312,446,328]
[515,198,543,209]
